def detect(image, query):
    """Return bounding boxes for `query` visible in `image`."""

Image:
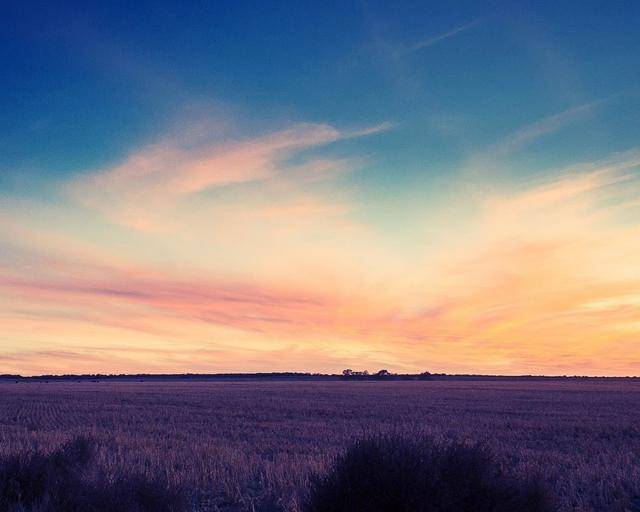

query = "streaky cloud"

[342,121,397,139]
[463,100,608,181]
[395,18,483,57]
[490,99,607,159]
[66,120,390,231]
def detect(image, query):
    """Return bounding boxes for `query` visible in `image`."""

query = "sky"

[1,1,639,376]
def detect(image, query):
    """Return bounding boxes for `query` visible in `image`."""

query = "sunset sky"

[1,1,639,376]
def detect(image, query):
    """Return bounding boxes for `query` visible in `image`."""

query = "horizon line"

[2,371,639,380]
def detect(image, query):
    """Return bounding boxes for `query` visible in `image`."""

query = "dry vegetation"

[0,380,639,511]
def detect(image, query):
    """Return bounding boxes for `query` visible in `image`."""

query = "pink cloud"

[67,122,388,231]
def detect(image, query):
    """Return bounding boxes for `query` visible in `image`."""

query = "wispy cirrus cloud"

[462,100,607,185]
[393,18,483,57]
[67,121,391,231]
[488,99,606,159]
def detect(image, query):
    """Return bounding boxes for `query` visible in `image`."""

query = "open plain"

[0,379,639,511]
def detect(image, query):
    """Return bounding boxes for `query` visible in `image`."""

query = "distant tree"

[374,370,392,380]
[418,371,432,381]
[342,369,371,379]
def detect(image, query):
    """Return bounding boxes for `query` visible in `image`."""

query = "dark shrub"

[78,473,188,512]
[0,436,94,511]
[304,434,554,512]
[0,437,187,512]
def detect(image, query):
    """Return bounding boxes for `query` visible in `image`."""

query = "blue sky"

[1,1,640,375]
[3,1,638,184]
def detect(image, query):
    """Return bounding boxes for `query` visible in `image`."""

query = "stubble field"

[0,379,639,511]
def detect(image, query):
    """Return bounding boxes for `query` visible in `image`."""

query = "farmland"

[0,380,639,511]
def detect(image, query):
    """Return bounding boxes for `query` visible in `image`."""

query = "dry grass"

[0,380,638,511]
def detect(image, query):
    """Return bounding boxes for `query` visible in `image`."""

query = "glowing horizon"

[2,2,639,376]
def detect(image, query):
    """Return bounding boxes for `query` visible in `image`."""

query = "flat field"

[0,380,639,511]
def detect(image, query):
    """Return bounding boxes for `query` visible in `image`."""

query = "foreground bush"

[0,437,187,512]
[304,434,554,512]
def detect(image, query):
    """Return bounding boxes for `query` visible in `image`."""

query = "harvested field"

[0,380,639,511]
